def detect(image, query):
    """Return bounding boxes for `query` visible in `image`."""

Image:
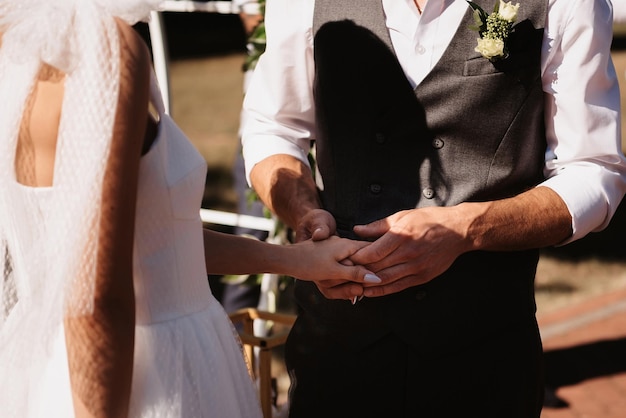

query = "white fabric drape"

[0,1,158,415]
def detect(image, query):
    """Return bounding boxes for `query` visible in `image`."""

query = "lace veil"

[0,0,161,414]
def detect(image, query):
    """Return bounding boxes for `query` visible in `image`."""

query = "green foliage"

[242,0,266,72]
[467,1,488,33]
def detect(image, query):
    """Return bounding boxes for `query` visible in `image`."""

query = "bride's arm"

[63,20,151,418]
[203,229,381,300]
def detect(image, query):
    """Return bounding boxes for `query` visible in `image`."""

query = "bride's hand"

[288,236,381,300]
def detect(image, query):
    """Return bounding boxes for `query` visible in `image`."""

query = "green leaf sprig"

[242,0,266,72]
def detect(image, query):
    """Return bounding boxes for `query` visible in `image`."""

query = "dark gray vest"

[296,0,548,353]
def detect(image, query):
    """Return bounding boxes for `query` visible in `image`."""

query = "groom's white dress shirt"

[242,0,626,243]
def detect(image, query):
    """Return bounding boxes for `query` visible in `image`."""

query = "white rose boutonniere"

[467,0,520,61]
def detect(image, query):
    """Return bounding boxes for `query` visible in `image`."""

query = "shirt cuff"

[539,164,624,245]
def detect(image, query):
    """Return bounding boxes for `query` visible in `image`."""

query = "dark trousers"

[285,311,544,418]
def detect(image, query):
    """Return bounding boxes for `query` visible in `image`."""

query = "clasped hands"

[295,207,470,302]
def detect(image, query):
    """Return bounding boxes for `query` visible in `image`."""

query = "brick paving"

[539,287,626,418]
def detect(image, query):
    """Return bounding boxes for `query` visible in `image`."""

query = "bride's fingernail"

[351,296,358,305]
[364,273,381,283]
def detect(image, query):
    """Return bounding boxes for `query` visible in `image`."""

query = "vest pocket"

[464,48,536,77]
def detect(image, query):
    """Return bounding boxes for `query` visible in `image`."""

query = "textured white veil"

[0,0,160,415]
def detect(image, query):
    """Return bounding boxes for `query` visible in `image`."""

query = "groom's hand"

[295,209,373,300]
[295,208,336,242]
[350,207,466,297]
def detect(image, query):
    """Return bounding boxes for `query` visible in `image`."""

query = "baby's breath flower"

[485,13,512,40]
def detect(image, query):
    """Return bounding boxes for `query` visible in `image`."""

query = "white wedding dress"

[127,83,263,418]
[0,1,263,417]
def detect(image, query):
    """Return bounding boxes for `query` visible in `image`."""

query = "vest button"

[375,133,386,144]
[415,44,426,55]
[369,183,382,194]
[422,187,435,199]
[432,138,444,149]
[415,290,427,301]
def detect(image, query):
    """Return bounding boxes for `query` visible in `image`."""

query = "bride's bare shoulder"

[114,18,152,77]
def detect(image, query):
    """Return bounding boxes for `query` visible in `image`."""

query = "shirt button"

[422,187,435,199]
[415,290,427,301]
[375,133,386,144]
[369,183,382,194]
[415,44,426,54]
[432,138,444,149]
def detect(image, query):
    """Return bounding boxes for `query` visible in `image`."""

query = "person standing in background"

[237,0,264,37]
